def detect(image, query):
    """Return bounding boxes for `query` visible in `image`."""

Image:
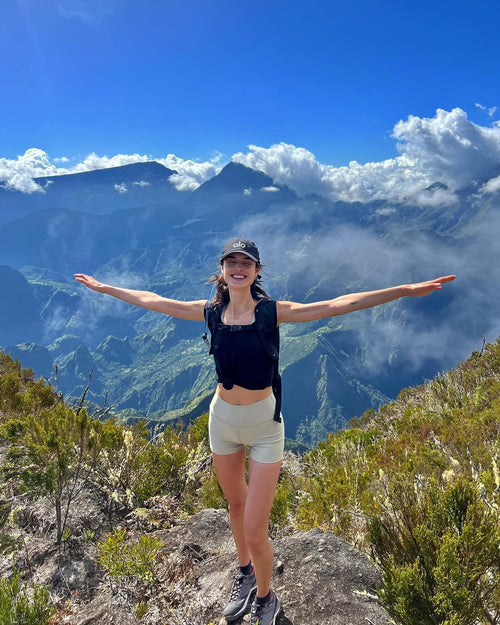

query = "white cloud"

[158,153,223,191]
[475,102,498,117]
[481,175,500,194]
[236,203,500,377]
[132,180,151,187]
[72,152,152,173]
[0,148,58,193]
[2,109,500,206]
[0,149,155,194]
[392,108,500,190]
[261,186,280,192]
[114,183,127,193]
[375,207,396,216]
[232,142,432,204]
[0,149,222,194]
[232,108,500,206]
[2,173,44,193]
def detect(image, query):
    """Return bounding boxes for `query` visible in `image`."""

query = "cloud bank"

[234,198,500,379]
[0,149,222,195]
[1,108,500,207]
[160,153,223,191]
[232,108,500,206]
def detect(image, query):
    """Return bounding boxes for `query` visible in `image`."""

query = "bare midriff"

[216,383,273,405]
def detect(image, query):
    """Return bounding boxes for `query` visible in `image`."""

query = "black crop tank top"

[209,300,278,391]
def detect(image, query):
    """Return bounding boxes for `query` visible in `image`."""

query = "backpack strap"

[203,301,222,355]
[202,300,211,352]
[255,300,282,423]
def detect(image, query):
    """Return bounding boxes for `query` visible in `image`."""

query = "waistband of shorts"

[210,393,276,423]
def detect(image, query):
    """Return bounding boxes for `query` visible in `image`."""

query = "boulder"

[152,508,392,625]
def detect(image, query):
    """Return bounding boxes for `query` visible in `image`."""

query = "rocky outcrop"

[1,487,391,625]
[153,508,391,625]
[48,508,390,625]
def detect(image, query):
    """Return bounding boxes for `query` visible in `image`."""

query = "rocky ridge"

[1,487,392,625]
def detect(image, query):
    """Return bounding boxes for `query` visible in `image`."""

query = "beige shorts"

[209,394,284,464]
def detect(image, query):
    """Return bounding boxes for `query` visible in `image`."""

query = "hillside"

[0,337,498,623]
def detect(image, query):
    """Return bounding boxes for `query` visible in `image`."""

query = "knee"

[244,524,270,553]
[227,498,246,518]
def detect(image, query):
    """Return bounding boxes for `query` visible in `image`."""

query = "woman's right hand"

[74,273,107,293]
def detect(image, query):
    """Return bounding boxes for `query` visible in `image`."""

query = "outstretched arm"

[277,275,456,324]
[74,274,206,321]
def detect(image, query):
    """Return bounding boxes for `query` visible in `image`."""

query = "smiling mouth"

[231,274,246,280]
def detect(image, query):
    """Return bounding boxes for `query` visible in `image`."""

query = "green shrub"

[373,477,500,624]
[91,415,212,514]
[1,402,100,544]
[0,503,22,557]
[0,569,53,625]
[97,528,163,587]
[197,465,226,511]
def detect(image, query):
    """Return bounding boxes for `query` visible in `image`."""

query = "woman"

[75,237,455,625]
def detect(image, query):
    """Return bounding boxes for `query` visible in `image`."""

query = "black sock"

[256,589,272,605]
[239,561,253,576]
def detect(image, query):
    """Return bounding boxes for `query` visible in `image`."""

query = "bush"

[91,416,212,514]
[372,477,500,624]
[97,528,163,587]
[0,569,53,625]
[1,401,101,544]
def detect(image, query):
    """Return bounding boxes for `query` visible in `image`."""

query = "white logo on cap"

[232,240,246,249]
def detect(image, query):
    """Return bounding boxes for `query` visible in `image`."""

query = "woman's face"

[221,253,260,289]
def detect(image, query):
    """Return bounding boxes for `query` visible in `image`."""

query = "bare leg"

[212,451,282,597]
[244,457,282,597]
[212,449,250,567]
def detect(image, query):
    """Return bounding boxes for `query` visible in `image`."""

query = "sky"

[1,0,500,202]
[1,0,500,382]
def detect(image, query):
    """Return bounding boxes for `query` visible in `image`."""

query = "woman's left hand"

[406,275,456,297]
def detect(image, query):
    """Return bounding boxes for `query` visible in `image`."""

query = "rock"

[53,557,97,591]
[273,528,391,624]
[63,593,140,625]
[152,509,391,625]
[2,502,391,624]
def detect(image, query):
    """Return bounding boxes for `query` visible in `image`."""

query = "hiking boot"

[223,571,257,622]
[250,590,281,625]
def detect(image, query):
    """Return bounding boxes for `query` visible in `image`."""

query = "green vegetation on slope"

[284,337,500,624]
[0,338,499,624]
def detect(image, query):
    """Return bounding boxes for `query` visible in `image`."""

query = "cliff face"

[0,265,42,345]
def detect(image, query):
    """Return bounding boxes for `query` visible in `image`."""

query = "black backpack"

[203,299,282,422]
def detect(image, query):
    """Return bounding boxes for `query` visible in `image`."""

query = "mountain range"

[1,159,498,446]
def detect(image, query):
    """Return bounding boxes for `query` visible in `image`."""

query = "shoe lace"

[229,574,244,601]
[250,601,263,624]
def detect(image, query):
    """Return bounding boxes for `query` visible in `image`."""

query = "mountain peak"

[197,160,276,193]
[35,161,177,187]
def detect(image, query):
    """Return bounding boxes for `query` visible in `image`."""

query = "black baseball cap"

[220,238,260,263]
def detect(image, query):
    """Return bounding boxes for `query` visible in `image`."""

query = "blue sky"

[1,0,500,200]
